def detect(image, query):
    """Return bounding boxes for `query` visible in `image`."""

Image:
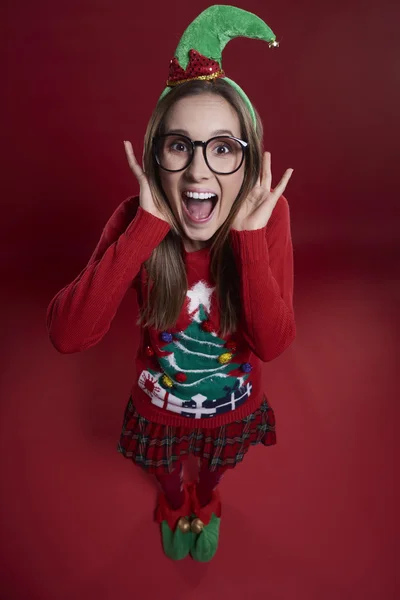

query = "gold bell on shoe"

[191,517,205,534]
[177,517,191,533]
[156,484,195,560]
[187,483,222,562]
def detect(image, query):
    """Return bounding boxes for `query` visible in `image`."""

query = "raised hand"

[232,152,293,231]
[123,141,170,224]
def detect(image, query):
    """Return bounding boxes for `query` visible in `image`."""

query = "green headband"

[158,5,279,128]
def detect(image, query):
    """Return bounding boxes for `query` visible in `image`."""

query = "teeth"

[183,191,217,200]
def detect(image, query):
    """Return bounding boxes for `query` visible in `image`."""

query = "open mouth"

[181,191,218,223]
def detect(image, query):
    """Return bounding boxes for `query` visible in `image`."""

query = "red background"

[1,0,398,599]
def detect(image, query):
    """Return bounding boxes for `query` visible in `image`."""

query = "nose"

[185,146,211,180]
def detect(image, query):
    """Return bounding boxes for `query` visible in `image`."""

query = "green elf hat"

[158,5,279,128]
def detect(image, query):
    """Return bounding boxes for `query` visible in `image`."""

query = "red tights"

[155,461,223,510]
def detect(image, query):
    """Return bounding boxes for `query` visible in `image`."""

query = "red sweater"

[47,195,296,429]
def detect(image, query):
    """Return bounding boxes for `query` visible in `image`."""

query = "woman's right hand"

[123,141,170,224]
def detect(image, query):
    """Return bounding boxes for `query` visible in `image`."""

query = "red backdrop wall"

[1,1,398,599]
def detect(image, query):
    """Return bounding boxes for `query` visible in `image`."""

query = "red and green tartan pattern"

[117,395,276,475]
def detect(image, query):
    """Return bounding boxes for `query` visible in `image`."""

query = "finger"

[124,141,145,181]
[142,144,147,174]
[272,168,294,199]
[258,152,266,187]
[261,151,272,191]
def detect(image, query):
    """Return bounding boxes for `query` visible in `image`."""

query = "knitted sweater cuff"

[125,207,171,254]
[229,227,269,265]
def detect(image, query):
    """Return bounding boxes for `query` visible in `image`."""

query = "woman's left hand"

[232,152,294,231]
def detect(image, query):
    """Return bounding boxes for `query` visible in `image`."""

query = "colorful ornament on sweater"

[218,352,233,365]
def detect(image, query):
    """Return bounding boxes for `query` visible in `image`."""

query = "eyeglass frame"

[152,133,248,175]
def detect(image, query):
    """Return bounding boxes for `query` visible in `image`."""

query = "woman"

[47,5,295,562]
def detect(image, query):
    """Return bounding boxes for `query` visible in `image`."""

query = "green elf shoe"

[155,483,195,560]
[188,483,222,563]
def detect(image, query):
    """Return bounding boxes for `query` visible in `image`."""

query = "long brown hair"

[138,78,263,336]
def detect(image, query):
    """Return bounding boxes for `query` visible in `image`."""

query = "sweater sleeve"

[46,196,171,354]
[229,194,296,362]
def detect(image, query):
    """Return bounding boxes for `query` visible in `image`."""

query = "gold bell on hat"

[177,517,191,533]
[191,517,205,534]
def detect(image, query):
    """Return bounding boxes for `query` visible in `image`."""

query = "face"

[158,94,245,252]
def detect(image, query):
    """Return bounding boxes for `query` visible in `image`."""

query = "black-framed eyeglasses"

[152,133,248,175]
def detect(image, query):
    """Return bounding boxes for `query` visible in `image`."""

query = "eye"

[209,138,235,155]
[171,143,188,152]
[168,138,190,153]
[215,144,231,154]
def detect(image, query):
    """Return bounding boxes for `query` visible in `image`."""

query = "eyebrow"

[166,128,236,137]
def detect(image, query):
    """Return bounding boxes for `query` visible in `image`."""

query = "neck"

[183,238,210,253]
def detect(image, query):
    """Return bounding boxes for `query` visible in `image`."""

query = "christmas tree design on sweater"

[138,281,253,419]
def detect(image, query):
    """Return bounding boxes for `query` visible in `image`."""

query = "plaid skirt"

[117,395,276,475]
